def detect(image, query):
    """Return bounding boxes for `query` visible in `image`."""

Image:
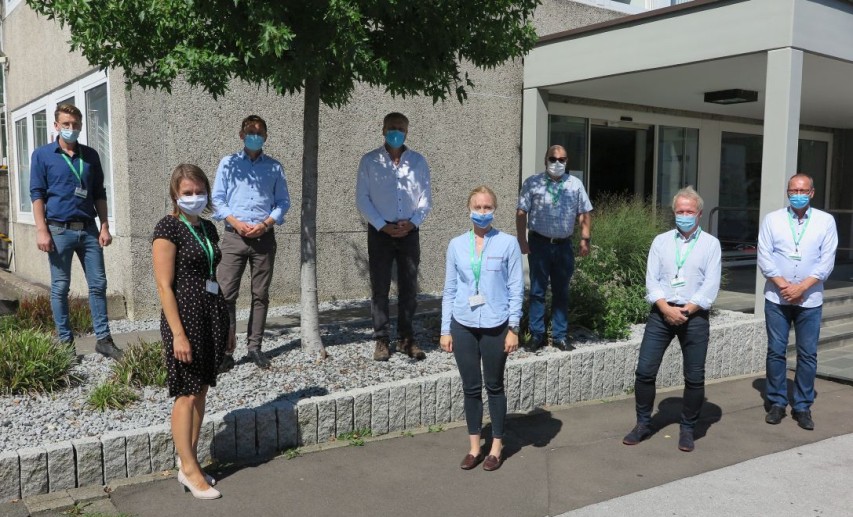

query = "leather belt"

[47,219,92,230]
[529,231,571,244]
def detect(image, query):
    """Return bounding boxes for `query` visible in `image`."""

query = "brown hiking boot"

[399,337,426,361]
[373,339,391,361]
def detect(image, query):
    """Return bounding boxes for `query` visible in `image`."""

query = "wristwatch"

[508,325,520,334]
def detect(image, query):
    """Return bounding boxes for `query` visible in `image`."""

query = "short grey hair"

[672,186,703,212]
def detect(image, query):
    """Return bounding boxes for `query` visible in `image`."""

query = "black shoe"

[246,349,271,369]
[792,410,814,430]
[552,339,576,352]
[218,354,235,374]
[95,336,123,360]
[765,405,786,425]
[622,423,652,445]
[528,335,545,352]
[678,428,695,452]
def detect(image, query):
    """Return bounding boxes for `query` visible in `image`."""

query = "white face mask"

[177,194,208,216]
[547,161,566,178]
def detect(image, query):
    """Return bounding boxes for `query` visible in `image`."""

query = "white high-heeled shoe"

[176,457,216,486]
[177,469,221,500]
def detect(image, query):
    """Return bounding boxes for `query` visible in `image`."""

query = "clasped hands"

[381,220,415,238]
[231,219,268,238]
[778,282,806,305]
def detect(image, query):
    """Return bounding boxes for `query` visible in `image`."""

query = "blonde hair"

[169,164,212,215]
[467,185,498,209]
[672,185,703,212]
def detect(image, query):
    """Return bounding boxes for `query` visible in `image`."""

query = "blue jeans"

[48,224,110,342]
[634,307,709,429]
[528,234,574,341]
[764,300,821,412]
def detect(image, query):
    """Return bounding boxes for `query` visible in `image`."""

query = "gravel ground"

[0,301,752,453]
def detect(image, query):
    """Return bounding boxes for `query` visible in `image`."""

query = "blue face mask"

[244,134,265,152]
[789,194,810,210]
[471,211,494,229]
[60,129,80,143]
[675,215,697,233]
[385,130,406,149]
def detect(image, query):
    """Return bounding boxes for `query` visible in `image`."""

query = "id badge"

[670,277,686,288]
[74,187,88,198]
[788,251,802,261]
[206,280,220,294]
[468,294,486,307]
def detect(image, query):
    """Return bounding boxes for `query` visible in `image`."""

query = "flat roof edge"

[536,0,742,47]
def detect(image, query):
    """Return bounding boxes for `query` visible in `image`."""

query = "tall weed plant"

[0,329,80,394]
[569,194,669,339]
[111,340,167,388]
[13,295,93,336]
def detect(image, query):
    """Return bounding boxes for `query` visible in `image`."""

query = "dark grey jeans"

[217,229,276,352]
[367,225,420,341]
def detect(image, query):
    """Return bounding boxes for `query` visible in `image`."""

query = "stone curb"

[1,317,765,504]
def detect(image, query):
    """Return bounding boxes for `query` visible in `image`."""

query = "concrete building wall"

[3,1,623,320]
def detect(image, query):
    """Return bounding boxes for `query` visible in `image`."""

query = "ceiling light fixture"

[704,89,758,105]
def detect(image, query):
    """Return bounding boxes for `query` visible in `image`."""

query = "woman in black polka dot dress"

[152,164,226,500]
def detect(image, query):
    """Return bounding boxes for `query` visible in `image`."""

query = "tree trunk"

[299,77,327,359]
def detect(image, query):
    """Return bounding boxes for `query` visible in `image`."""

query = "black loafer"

[217,354,235,374]
[246,349,271,369]
[765,405,786,425]
[552,339,576,352]
[792,410,814,430]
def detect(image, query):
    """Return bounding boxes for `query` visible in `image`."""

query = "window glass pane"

[718,132,763,249]
[657,126,698,207]
[85,83,112,217]
[548,115,587,183]
[797,140,827,209]
[57,97,75,109]
[15,118,31,213]
[33,111,48,148]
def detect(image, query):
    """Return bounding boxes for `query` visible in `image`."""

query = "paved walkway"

[8,374,851,517]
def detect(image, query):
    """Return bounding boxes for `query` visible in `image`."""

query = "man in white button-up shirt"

[356,112,432,362]
[759,173,838,431]
[623,186,721,453]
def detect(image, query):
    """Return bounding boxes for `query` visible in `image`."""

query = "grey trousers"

[217,229,277,352]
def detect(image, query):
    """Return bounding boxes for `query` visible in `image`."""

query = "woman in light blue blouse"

[440,186,524,471]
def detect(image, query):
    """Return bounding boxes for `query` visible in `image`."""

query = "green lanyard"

[546,177,563,205]
[675,228,701,278]
[469,230,490,294]
[787,208,812,252]
[61,154,84,185]
[179,215,215,279]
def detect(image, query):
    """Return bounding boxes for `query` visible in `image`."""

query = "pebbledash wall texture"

[0,317,767,501]
[3,1,622,320]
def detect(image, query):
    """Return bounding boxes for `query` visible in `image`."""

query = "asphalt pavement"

[101,374,853,517]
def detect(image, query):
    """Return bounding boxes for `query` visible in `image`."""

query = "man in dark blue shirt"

[29,103,122,359]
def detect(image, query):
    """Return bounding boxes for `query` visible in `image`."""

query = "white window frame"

[10,70,116,231]
[4,0,23,15]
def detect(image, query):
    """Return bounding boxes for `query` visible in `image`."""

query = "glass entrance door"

[589,121,654,201]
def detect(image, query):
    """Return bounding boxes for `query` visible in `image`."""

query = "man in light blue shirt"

[759,173,837,431]
[356,112,432,362]
[212,115,290,370]
[623,186,721,453]
[516,145,592,351]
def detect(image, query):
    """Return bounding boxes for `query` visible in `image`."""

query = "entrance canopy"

[521,0,853,313]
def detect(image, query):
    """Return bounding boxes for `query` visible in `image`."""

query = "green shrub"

[0,329,80,394]
[13,295,93,336]
[111,340,167,388]
[569,194,669,339]
[87,381,138,411]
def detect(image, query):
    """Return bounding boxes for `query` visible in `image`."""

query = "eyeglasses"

[787,189,812,195]
[547,156,567,163]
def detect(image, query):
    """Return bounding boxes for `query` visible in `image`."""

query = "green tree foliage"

[27,0,540,358]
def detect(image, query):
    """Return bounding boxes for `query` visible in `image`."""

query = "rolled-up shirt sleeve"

[645,236,666,305]
[410,160,432,228]
[507,240,524,327]
[211,157,232,222]
[355,155,387,232]
[29,149,47,202]
[757,216,779,279]
[811,216,838,281]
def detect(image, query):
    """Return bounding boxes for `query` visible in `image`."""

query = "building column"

[521,87,548,181]
[754,48,803,316]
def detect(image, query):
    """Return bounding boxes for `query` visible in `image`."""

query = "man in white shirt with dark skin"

[356,112,433,362]
[759,173,837,431]
[623,186,721,453]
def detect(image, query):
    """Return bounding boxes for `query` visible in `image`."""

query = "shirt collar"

[675,227,701,242]
[239,149,265,163]
[787,206,811,220]
[52,139,79,156]
[542,172,567,183]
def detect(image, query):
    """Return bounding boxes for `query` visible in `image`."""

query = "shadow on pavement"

[650,397,722,440]
[502,409,563,461]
